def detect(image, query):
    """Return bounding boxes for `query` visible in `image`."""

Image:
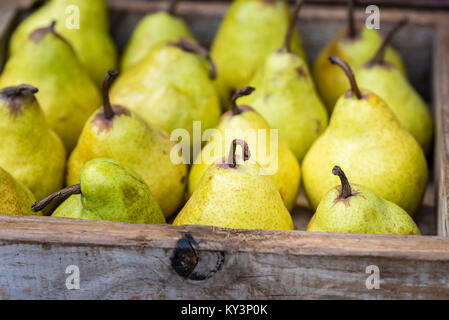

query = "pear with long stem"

[302,56,427,216]
[307,166,421,235]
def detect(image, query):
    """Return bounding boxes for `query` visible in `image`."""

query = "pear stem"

[328,55,362,99]
[102,69,119,120]
[31,184,81,213]
[168,38,217,79]
[347,0,357,39]
[332,166,352,199]
[167,0,180,15]
[367,17,408,66]
[227,139,251,168]
[0,84,38,99]
[230,86,255,115]
[283,0,305,52]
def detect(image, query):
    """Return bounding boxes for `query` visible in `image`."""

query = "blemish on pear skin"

[91,104,130,133]
[296,67,307,78]
[315,120,322,134]
[180,175,186,184]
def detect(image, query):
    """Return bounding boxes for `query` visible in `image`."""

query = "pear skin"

[67,71,187,218]
[111,39,220,150]
[174,140,294,230]
[302,57,427,216]
[355,18,433,154]
[211,0,306,106]
[44,158,165,224]
[0,165,40,216]
[9,0,117,86]
[0,23,101,152]
[0,85,66,201]
[307,166,421,235]
[121,9,196,72]
[189,87,301,211]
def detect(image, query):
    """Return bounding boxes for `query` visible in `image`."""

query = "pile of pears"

[0,0,432,236]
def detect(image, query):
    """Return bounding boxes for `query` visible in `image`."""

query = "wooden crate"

[0,1,449,299]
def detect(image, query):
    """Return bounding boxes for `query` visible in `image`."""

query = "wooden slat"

[435,21,449,237]
[0,215,449,299]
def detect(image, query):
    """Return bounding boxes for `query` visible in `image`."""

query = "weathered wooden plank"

[0,215,449,299]
[434,21,449,238]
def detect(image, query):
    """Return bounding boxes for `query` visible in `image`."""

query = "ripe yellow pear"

[174,140,294,230]
[66,71,187,218]
[302,56,427,216]
[188,87,301,211]
[0,84,66,201]
[121,0,196,72]
[0,165,39,216]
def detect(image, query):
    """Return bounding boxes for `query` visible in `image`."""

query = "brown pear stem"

[31,184,81,213]
[283,0,305,52]
[0,84,38,98]
[347,0,357,39]
[328,55,362,99]
[227,139,251,168]
[367,17,408,66]
[102,69,119,120]
[168,38,217,79]
[166,0,180,15]
[332,166,352,199]
[230,86,255,115]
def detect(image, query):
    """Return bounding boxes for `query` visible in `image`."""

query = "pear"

[66,70,187,218]
[0,165,40,216]
[211,0,306,106]
[0,84,66,201]
[32,158,166,224]
[174,139,294,230]
[189,87,301,211]
[121,0,196,72]
[312,0,406,111]
[111,38,220,152]
[9,0,117,86]
[302,56,427,216]
[356,18,433,154]
[239,1,328,162]
[307,166,421,235]
[0,22,101,152]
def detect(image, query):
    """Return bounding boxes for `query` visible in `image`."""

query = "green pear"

[0,22,101,152]
[312,0,406,111]
[307,166,421,235]
[239,1,328,162]
[111,38,220,153]
[0,165,40,216]
[32,158,166,224]
[9,0,117,86]
[211,0,306,106]
[302,56,427,216]
[121,0,196,72]
[174,139,294,230]
[356,18,433,154]
[189,87,301,211]
[66,70,187,218]
[0,84,66,201]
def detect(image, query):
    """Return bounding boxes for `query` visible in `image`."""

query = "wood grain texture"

[0,215,449,299]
